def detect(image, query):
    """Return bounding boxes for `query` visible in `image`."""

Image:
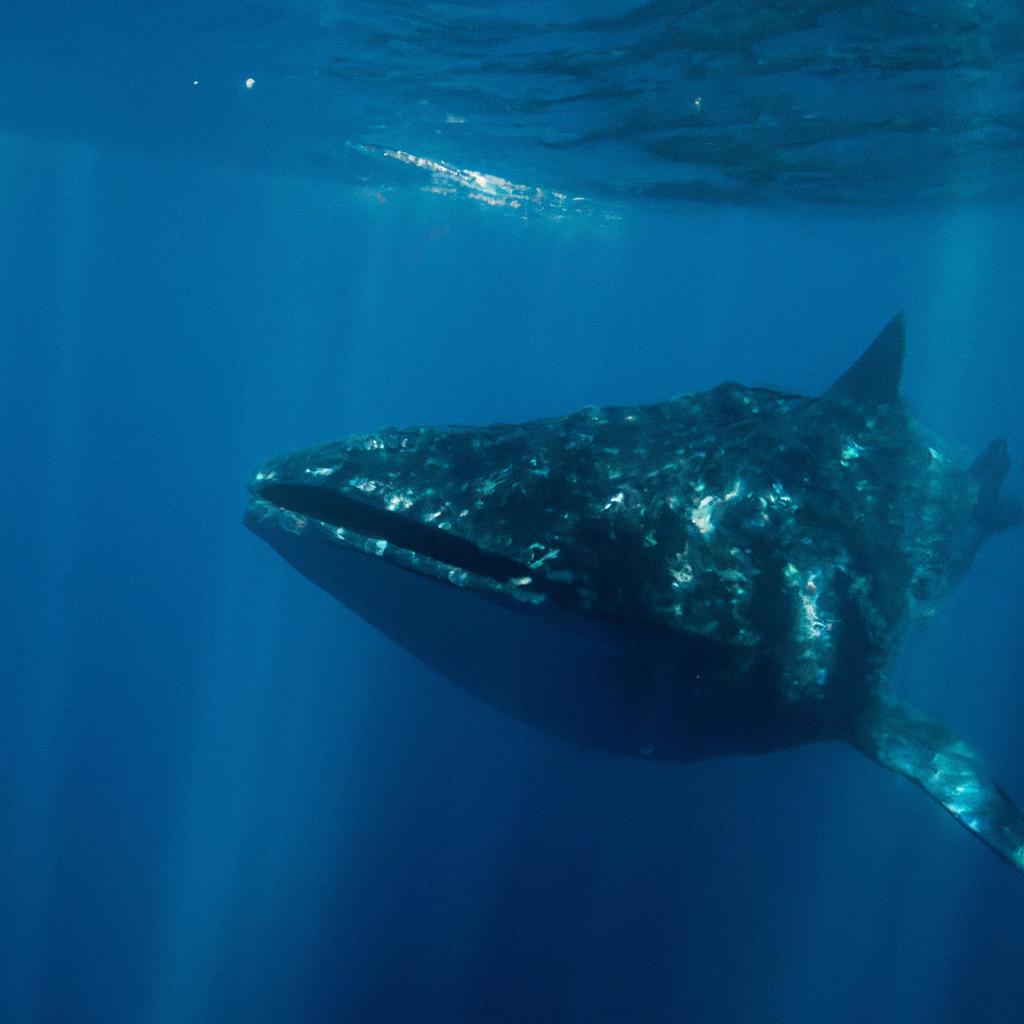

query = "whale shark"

[245,314,1024,874]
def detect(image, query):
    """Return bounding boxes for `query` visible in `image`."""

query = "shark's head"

[243,412,741,758]
[245,423,567,608]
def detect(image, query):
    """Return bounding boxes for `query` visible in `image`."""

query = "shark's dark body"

[246,315,1024,874]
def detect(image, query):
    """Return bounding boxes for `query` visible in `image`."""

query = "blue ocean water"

[2,4,1024,1023]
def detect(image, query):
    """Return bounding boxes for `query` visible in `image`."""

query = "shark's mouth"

[255,481,535,586]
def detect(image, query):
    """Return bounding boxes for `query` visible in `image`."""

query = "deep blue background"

[2,129,1024,1023]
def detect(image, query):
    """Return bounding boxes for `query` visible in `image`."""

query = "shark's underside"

[246,314,1024,875]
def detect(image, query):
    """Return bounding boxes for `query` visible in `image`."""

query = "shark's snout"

[252,478,533,584]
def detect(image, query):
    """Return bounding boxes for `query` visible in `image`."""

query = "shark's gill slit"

[259,482,533,583]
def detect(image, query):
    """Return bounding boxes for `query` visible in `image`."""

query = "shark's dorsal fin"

[825,312,906,405]
[851,695,1024,874]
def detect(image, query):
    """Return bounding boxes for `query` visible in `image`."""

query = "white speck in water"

[245,77,255,89]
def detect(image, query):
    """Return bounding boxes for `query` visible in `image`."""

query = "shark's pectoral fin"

[851,696,1024,875]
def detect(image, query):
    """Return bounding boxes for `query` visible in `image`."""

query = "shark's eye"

[258,482,532,583]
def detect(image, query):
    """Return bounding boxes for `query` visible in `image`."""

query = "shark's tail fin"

[851,696,1024,875]
[970,437,1023,536]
